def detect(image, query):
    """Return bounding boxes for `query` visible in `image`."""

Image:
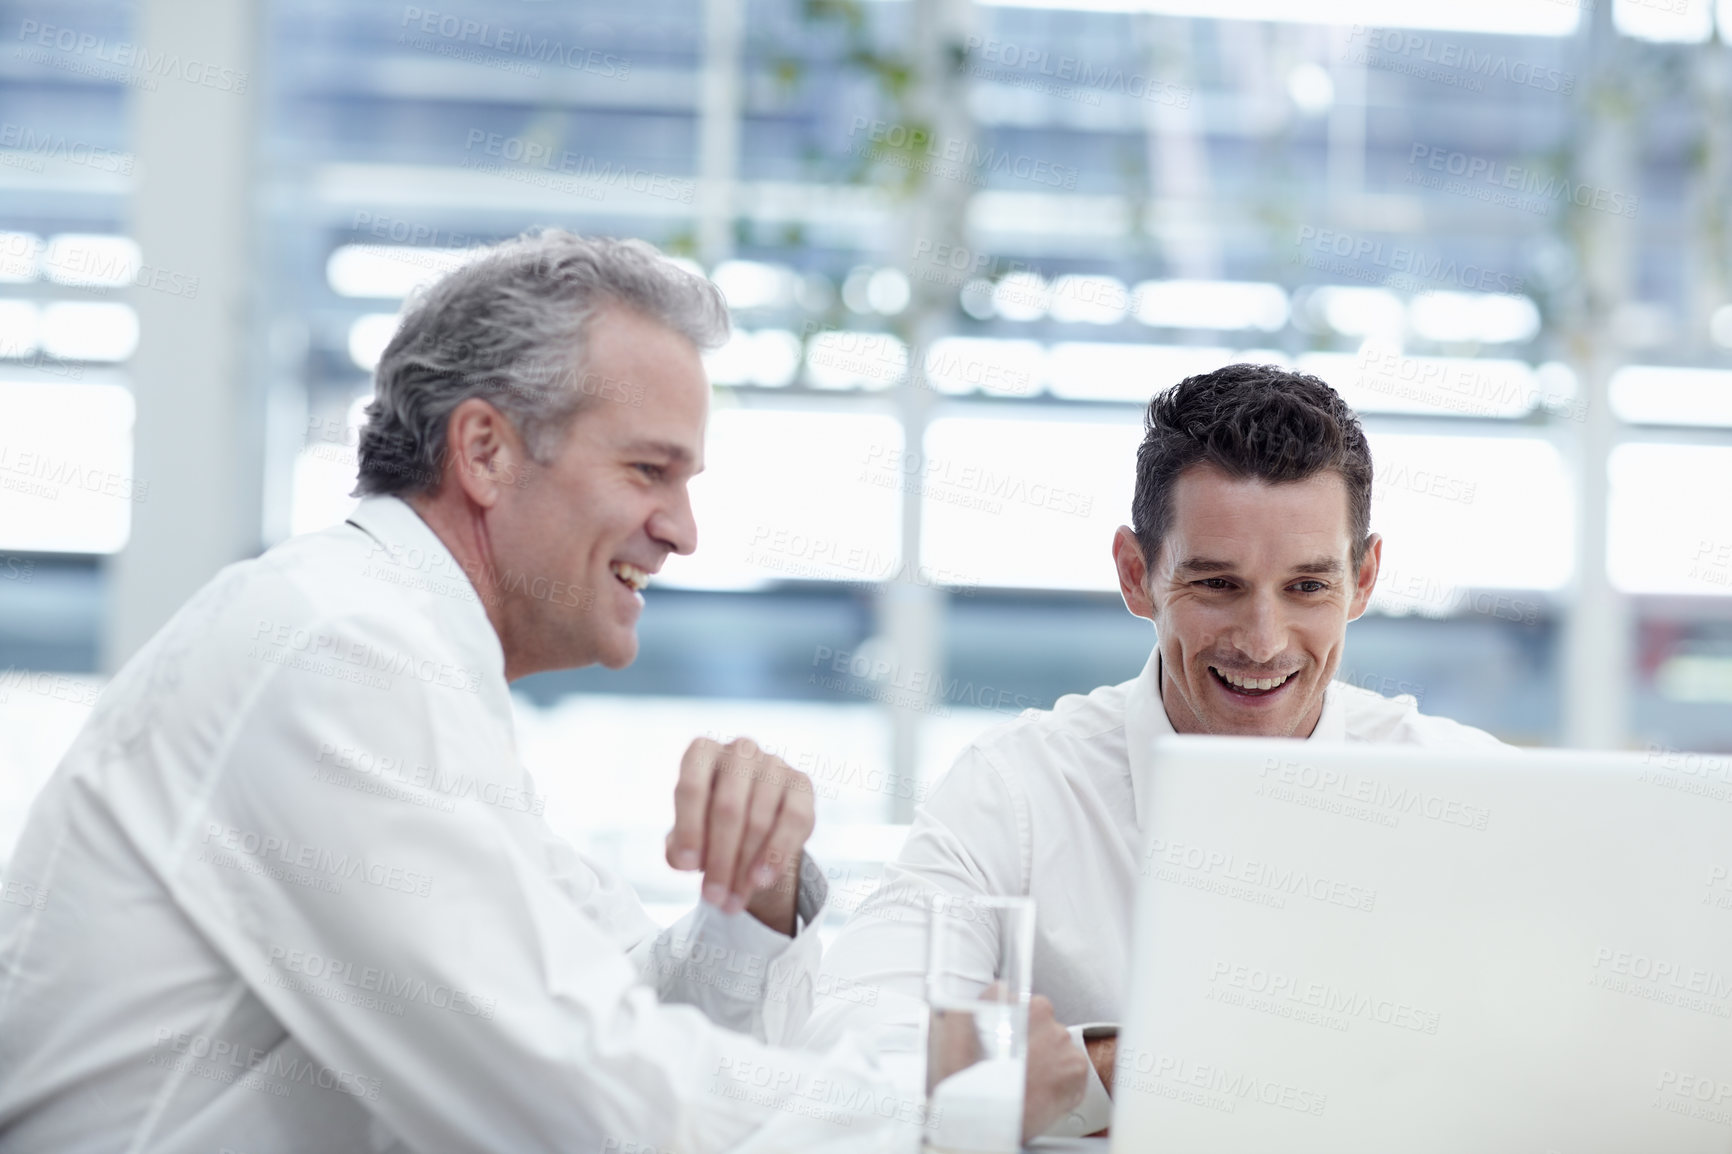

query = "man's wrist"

[1050,1023,1116,1137]
[744,880,797,935]
[1085,1034,1117,1096]
[744,850,821,936]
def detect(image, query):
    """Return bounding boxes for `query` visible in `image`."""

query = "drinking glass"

[922,893,1036,1154]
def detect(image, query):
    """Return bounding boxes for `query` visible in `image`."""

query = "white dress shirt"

[803,649,1504,1134]
[0,497,922,1154]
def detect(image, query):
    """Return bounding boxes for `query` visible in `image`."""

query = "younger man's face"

[1114,463,1381,737]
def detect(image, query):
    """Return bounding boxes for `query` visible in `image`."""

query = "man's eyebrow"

[1173,556,1344,576]
[1173,557,1235,574]
[621,439,695,466]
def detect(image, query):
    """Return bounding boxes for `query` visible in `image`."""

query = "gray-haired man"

[0,233,1055,1152]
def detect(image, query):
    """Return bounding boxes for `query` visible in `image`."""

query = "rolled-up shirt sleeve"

[165,610,920,1154]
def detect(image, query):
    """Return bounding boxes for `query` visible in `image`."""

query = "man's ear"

[1113,526,1157,622]
[1347,532,1383,622]
[442,398,524,510]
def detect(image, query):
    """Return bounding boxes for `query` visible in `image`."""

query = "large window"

[4,0,1732,908]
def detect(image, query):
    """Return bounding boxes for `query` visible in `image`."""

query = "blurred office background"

[3,0,1731,919]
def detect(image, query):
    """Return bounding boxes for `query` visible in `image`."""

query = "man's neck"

[404,493,510,646]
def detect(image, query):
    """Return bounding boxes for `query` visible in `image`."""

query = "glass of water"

[922,893,1036,1154]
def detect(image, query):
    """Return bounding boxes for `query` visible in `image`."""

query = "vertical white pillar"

[1560,6,1633,749]
[696,0,743,268]
[882,0,976,819]
[104,0,263,670]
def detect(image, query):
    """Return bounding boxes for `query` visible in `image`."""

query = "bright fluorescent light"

[656,409,903,590]
[0,232,41,283]
[1133,280,1288,331]
[922,338,1045,397]
[919,415,1141,592]
[1310,286,1404,338]
[1656,655,1732,702]
[1408,292,1541,345]
[347,313,400,371]
[325,245,472,298]
[1303,345,1550,419]
[41,234,141,289]
[290,395,369,536]
[1608,444,1732,594]
[1710,304,1732,348]
[1369,433,1572,601]
[0,301,39,358]
[1049,275,1130,325]
[712,260,795,311]
[704,329,756,386]
[993,272,1051,322]
[1609,366,1732,427]
[976,0,1580,36]
[804,331,906,390]
[1047,343,1233,403]
[290,440,360,536]
[1287,63,1334,114]
[867,268,911,315]
[0,380,137,553]
[704,329,801,388]
[1615,0,1713,41]
[959,278,997,320]
[41,302,137,362]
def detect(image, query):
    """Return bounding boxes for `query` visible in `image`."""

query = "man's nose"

[1232,590,1286,665]
[649,485,698,556]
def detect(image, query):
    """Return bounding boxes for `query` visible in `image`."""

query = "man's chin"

[1206,712,1302,738]
[596,634,639,671]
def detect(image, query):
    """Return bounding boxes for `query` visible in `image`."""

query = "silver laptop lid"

[1112,736,1732,1154]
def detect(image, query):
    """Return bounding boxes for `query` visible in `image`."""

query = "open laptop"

[1108,736,1732,1154]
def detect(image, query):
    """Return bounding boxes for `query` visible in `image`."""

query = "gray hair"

[354,230,730,497]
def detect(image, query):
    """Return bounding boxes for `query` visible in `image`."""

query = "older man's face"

[1117,463,1380,738]
[489,305,708,673]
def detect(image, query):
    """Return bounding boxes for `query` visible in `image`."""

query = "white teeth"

[610,562,649,592]
[1215,667,1292,692]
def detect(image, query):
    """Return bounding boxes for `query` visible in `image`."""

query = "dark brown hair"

[1131,362,1373,569]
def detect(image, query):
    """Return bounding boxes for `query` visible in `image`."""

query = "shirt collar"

[344,495,506,681]
[1125,647,1345,832]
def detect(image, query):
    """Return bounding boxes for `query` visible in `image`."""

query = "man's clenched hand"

[1023,995,1089,1140]
[665,737,815,935]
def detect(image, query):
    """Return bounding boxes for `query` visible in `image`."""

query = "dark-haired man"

[803,364,1503,1136]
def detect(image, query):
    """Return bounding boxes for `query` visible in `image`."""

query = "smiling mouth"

[1209,666,1297,697]
[609,561,649,594]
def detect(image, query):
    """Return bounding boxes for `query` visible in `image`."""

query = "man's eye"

[634,463,663,481]
[1196,578,1233,590]
[1292,580,1327,593]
